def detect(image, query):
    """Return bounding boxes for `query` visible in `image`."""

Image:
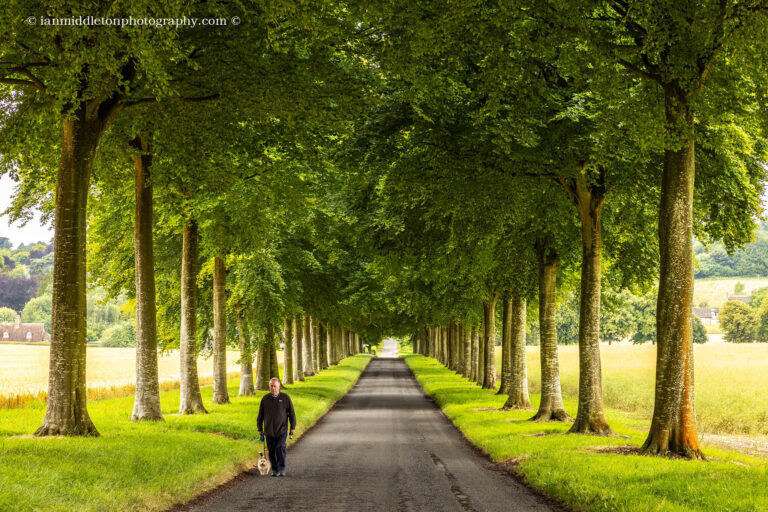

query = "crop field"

[0,345,279,409]
[692,277,768,308]
[497,343,768,435]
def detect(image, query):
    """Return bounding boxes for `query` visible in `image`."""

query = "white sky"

[0,174,53,248]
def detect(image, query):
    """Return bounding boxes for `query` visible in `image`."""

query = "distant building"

[692,307,719,326]
[0,315,50,342]
[726,295,751,304]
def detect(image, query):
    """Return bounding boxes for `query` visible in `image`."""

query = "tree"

[692,316,708,345]
[0,274,38,312]
[0,306,17,322]
[101,323,136,348]
[21,294,52,332]
[720,300,755,344]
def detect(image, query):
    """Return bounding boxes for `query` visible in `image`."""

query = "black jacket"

[257,391,296,437]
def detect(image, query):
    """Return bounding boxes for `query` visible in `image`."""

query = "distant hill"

[694,222,768,279]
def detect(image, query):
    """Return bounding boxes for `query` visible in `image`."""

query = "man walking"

[258,377,296,476]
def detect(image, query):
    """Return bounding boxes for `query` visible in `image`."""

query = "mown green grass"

[405,354,768,512]
[0,354,372,512]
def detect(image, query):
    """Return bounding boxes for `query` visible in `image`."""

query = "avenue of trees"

[2,1,768,460]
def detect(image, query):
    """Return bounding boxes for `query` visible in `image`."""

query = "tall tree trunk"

[295,315,305,381]
[283,318,294,385]
[451,321,460,371]
[470,326,478,382]
[462,321,471,377]
[642,87,702,458]
[482,295,498,389]
[236,302,254,396]
[503,296,531,409]
[129,133,163,422]
[256,336,271,391]
[341,326,348,359]
[302,316,314,376]
[531,240,569,422]
[476,321,485,387]
[498,296,513,395]
[323,323,331,368]
[36,113,103,436]
[178,220,207,415]
[269,329,280,382]
[313,320,320,369]
[211,255,230,405]
[565,174,611,434]
[318,323,328,370]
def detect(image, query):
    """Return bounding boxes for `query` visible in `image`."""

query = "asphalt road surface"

[187,352,554,512]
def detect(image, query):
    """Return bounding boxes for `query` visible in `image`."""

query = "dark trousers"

[266,433,287,472]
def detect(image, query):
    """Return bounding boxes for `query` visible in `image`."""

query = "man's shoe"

[278,470,286,476]
[271,471,278,477]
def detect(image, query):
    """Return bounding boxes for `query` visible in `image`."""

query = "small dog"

[257,449,271,476]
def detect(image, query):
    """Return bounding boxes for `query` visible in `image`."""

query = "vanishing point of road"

[186,340,556,512]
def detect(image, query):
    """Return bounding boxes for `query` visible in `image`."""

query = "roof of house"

[692,307,719,318]
[726,295,751,303]
[0,322,49,342]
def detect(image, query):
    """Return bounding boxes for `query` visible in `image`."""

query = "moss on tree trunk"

[530,240,570,422]
[503,296,531,410]
[178,220,207,415]
[642,86,703,459]
[211,256,230,405]
[129,133,163,422]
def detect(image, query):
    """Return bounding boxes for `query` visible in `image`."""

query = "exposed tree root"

[529,408,572,422]
[34,421,100,437]
[568,418,614,435]
[641,438,706,460]
[179,404,208,415]
[130,412,165,422]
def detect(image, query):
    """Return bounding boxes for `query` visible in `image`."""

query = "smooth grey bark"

[476,320,485,387]
[498,296,513,395]
[236,302,254,396]
[562,174,611,434]
[295,315,305,381]
[318,322,328,370]
[255,335,271,391]
[470,326,479,383]
[312,319,321,370]
[36,111,102,436]
[530,240,569,422]
[482,295,498,389]
[503,296,531,409]
[303,316,315,376]
[642,85,702,458]
[129,133,163,422]
[283,318,294,385]
[270,332,280,383]
[178,220,207,415]
[211,255,230,405]
[449,321,458,372]
[462,321,471,378]
[323,323,331,368]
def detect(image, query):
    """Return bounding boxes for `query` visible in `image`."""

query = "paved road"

[187,356,554,512]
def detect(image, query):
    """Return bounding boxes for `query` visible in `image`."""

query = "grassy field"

[406,354,768,512]
[495,343,768,435]
[0,345,278,409]
[0,354,372,512]
[693,277,768,308]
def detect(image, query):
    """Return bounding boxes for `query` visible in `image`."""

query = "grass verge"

[0,354,372,512]
[404,354,768,512]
